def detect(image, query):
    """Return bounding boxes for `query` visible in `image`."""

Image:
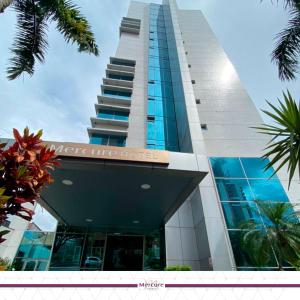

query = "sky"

[1,0,300,230]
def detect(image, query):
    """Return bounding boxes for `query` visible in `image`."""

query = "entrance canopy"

[40,142,207,232]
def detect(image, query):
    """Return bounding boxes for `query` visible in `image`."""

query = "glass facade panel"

[228,231,278,269]
[209,157,293,270]
[144,233,161,270]
[146,4,179,151]
[241,158,277,179]
[49,233,85,270]
[210,157,245,178]
[215,179,253,202]
[221,202,261,229]
[103,90,131,99]
[14,227,164,271]
[90,134,126,147]
[249,179,289,202]
[98,109,129,121]
[13,231,55,271]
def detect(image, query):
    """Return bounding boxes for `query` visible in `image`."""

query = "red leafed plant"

[0,127,59,243]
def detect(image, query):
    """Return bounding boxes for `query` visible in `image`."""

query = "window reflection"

[215,179,253,202]
[209,157,292,270]
[13,231,55,271]
[210,157,245,178]
[249,179,289,202]
[240,158,277,179]
[146,4,179,152]
[228,231,278,268]
[221,202,261,229]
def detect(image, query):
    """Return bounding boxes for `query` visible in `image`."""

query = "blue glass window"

[228,231,278,268]
[90,134,126,147]
[148,99,155,116]
[147,121,156,140]
[98,109,129,121]
[146,3,179,152]
[215,179,254,202]
[13,231,55,270]
[210,157,245,178]
[249,179,289,202]
[241,158,277,179]
[221,202,262,229]
[209,157,292,270]
[103,89,131,99]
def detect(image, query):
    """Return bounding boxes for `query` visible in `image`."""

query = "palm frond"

[253,91,300,188]
[7,0,48,80]
[0,0,13,13]
[271,4,300,80]
[261,0,300,9]
[41,0,99,56]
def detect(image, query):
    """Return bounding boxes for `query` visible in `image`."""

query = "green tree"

[240,201,300,270]
[0,0,99,80]
[263,0,300,80]
[255,90,300,188]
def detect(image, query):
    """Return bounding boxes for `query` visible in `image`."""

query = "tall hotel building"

[1,0,299,271]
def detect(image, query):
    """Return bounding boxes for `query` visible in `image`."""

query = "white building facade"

[1,0,299,271]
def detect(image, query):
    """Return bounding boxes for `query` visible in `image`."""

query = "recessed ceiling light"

[141,184,151,190]
[85,218,93,223]
[62,179,73,186]
[133,220,139,224]
[114,232,121,235]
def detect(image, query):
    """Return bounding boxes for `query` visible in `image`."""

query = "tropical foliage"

[0,0,12,13]
[254,90,300,188]
[0,127,58,243]
[262,0,300,80]
[240,201,300,270]
[0,0,99,80]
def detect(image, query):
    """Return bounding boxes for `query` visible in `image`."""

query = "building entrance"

[13,228,163,271]
[103,235,144,271]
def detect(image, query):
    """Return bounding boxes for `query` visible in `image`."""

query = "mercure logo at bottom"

[138,280,165,289]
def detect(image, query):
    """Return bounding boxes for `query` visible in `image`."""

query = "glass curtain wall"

[13,231,55,271]
[13,226,164,271]
[209,157,295,270]
[147,4,179,151]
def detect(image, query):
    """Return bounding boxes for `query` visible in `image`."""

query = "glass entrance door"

[22,259,49,271]
[103,235,144,271]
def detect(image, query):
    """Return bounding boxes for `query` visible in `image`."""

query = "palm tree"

[254,90,300,188]
[0,0,13,13]
[240,201,300,270]
[262,0,300,80]
[0,0,99,80]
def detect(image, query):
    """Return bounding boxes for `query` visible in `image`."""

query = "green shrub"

[165,265,192,271]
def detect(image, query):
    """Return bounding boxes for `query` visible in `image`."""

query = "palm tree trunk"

[0,0,13,13]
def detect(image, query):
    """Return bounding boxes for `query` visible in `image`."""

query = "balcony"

[87,127,128,140]
[103,78,133,89]
[110,57,136,67]
[97,95,131,107]
[107,63,135,73]
[106,69,134,81]
[90,117,129,132]
[120,17,141,35]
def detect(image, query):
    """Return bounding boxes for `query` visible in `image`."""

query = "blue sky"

[1,0,300,229]
[0,0,299,144]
